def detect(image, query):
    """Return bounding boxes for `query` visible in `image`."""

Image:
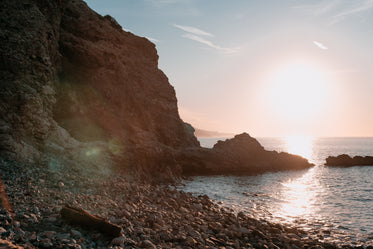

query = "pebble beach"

[0,160,364,249]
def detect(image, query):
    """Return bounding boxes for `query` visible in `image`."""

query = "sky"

[84,0,373,137]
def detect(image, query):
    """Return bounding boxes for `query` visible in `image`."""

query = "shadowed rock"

[325,154,373,167]
[0,0,198,180]
[178,133,314,175]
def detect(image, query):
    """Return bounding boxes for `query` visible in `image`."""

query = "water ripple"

[180,137,373,245]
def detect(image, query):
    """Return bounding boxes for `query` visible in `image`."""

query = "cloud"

[295,1,339,16]
[330,0,373,24]
[173,24,239,54]
[296,0,373,25]
[313,41,328,50]
[182,33,238,54]
[173,24,213,37]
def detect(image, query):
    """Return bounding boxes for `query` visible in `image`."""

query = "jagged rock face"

[0,0,61,161]
[56,0,199,176]
[57,1,197,147]
[0,0,198,179]
[0,0,312,180]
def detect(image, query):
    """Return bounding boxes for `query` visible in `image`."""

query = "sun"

[267,62,330,122]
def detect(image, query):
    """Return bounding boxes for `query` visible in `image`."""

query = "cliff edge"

[0,0,198,181]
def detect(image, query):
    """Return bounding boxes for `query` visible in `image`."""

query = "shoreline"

[180,174,373,248]
[0,160,364,249]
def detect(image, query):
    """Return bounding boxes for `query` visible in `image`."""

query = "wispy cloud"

[331,0,373,24]
[173,24,213,37]
[313,41,328,50]
[182,34,238,54]
[296,0,373,25]
[173,24,239,54]
[295,1,339,16]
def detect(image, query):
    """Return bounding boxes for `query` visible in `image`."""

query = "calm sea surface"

[179,137,373,246]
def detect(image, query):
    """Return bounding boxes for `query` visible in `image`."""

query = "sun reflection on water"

[277,167,320,221]
[272,136,325,223]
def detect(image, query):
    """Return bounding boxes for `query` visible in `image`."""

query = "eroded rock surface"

[0,0,198,180]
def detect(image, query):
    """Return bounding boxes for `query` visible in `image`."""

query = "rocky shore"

[0,1,369,248]
[0,160,363,249]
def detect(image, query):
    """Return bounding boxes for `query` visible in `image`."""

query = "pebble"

[70,229,82,238]
[142,239,157,248]
[111,236,126,246]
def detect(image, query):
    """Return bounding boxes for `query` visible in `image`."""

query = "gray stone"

[111,236,126,246]
[70,229,82,238]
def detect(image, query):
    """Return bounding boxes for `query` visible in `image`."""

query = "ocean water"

[179,137,373,246]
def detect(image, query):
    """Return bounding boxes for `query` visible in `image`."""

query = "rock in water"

[177,133,314,175]
[325,154,373,167]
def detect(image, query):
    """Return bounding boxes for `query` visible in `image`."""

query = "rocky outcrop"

[325,154,373,167]
[0,0,313,180]
[0,0,198,180]
[178,133,314,175]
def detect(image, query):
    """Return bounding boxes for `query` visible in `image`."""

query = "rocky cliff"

[0,0,198,181]
[0,0,313,181]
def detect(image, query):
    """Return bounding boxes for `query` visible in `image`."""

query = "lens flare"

[108,138,124,155]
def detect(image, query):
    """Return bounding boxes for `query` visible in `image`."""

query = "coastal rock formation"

[0,0,313,180]
[0,0,198,179]
[325,154,373,167]
[178,133,314,175]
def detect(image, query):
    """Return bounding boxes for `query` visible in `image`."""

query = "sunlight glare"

[275,167,324,222]
[268,62,330,122]
[284,135,314,160]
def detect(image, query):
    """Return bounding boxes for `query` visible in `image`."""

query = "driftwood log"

[60,205,121,237]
